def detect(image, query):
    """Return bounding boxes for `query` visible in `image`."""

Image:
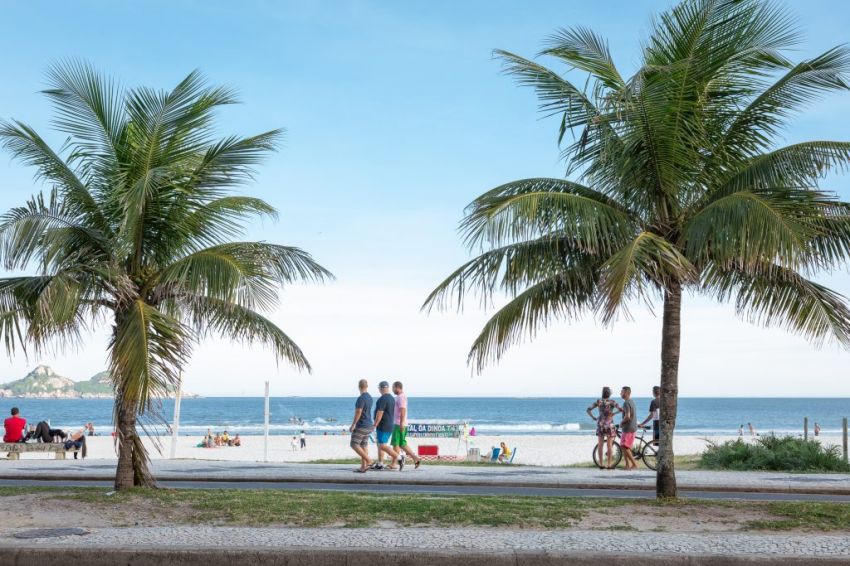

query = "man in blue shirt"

[371,380,400,471]
[349,379,374,473]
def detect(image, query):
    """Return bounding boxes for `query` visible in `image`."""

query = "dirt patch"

[4,493,196,529]
[580,503,770,533]
[0,491,839,534]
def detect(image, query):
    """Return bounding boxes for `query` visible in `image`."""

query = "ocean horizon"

[1,397,847,438]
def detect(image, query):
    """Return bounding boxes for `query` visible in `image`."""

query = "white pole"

[264,381,270,463]
[170,373,183,459]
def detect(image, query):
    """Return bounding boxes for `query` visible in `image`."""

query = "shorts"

[620,432,635,449]
[376,429,392,445]
[350,427,371,448]
[652,421,660,441]
[390,425,407,447]
[596,419,616,438]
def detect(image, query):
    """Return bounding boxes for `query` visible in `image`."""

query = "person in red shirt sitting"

[3,407,26,443]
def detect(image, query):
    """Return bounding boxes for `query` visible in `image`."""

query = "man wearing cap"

[371,381,400,470]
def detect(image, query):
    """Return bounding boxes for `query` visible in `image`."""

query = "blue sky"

[0,1,848,396]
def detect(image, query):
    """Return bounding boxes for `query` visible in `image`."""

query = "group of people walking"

[586,385,661,470]
[349,379,421,473]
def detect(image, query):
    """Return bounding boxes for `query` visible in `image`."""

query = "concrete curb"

[6,547,849,566]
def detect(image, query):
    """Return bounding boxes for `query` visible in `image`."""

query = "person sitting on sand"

[214,433,222,446]
[498,442,512,462]
[85,422,95,436]
[221,430,230,445]
[587,387,623,470]
[232,434,241,447]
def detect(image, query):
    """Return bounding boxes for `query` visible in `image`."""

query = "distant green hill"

[0,366,112,398]
[73,371,112,397]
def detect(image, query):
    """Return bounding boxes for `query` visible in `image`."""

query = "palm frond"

[723,46,850,156]
[703,261,850,347]
[541,27,624,90]
[598,232,696,323]
[461,178,634,253]
[683,188,824,268]
[43,59,126,171]
[110,299,188,413]
[423,236,601,312]
[466,273,600,372]
[184,297,311,371]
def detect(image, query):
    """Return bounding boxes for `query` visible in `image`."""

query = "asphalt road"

[2,478,850,502]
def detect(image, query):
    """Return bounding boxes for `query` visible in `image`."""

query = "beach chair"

[497,447,517,464]
[488,447,500,462]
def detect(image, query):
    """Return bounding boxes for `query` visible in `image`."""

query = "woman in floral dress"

[587,387,623,469]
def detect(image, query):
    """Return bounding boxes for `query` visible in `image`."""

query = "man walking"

[349,379,374,473]
[371,381,400,470]
[390,381,421,470]
[620,386,638,470]
[639,386,661,442]
[299,430,306,450]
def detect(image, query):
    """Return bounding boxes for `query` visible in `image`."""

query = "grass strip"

[1,486,848,531]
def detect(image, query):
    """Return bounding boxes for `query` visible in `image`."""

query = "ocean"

[1,397,847,437]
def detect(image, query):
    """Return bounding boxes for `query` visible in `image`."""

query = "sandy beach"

[14,433,839,467]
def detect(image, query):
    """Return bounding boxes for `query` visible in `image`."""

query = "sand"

[24,433,841,466]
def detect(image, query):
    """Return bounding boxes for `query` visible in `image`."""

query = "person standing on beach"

[738,425,744,437]
[349,379,374,473]
[372,381,400,470]
[390,381,421,470]
[587,387,622,469]
[815,422,821,437]
[748,422,758,437]
[620,387,638,471]
[639,386,661,442]
[299,430,306,450]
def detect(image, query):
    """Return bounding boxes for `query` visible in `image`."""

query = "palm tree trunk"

[656,280,682,499]
[114,404,136,490]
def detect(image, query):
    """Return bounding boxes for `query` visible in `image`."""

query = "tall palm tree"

[0,62,332,489]
[425,0,850,498]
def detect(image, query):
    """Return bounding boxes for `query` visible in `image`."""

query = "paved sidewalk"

[1,526,848,564]
[0,458,848,494]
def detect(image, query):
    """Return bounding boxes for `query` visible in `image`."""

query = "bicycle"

[591,425,658,470]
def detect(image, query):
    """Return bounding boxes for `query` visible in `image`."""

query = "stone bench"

[0,442,79,460]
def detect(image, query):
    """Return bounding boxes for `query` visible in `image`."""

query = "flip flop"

[354,468,368,473]
[414,460,421,469]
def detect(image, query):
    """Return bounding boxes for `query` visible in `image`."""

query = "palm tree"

[0,62,332,489]
[425,0,850,498]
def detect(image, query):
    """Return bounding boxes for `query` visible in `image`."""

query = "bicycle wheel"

[641,441,658,470]
[591,441,623,469]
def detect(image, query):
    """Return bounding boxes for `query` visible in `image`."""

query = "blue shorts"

[376,429,392,444]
